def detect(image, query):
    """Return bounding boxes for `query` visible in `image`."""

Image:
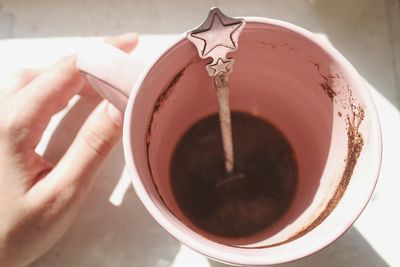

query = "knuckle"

[57,55,75,66]
[54,57,83,87]
[0,100,29,139]
[56,56,79,76]
[40,185,78,215]
[0,105,17,133]
[81,124,115,156]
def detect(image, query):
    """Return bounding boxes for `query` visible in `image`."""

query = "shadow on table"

[31,97,181,267]
[209,227,389,267]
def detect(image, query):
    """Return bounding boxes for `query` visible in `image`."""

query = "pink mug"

[77,17,381,266]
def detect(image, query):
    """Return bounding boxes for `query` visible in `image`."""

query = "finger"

[3,69,42,94]
[11,33,138,147]
[28,101,122,206]
[0,149,53,195]
[19,33,139,118]
[79,33,139,97]
[0,58,85,153]
[104,32,139,53]
[9,57,85,147]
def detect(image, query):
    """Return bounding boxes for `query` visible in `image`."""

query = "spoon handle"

[214,74,234,173]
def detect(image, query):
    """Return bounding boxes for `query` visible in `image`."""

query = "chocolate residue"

[280,42,300,52]
[344,104,365,177]
[144,61,193,211]
[145,63,188,145]
[320,74,337,101]
[258,42,300,53]
[310,61,337,101]
[277,104,364,245]
[171,112,298,239]
[249,67,365,249]
[260,41,276,50]
[154,71,183,112]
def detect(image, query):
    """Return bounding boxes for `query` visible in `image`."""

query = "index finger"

[12,33,139,147]
[20,32,139,117]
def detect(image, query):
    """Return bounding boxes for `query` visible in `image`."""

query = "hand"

[0,33,138,267]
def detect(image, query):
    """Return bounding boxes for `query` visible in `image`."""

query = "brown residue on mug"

[153,71,183,113]
[279,102,364,245]
[280,42,300,52]
[320,74,337,101]
[310,61,337,101]
[260,41,276,50]
[145,60,194,212]
[250,69,365,249]
[343,100,365,191]
[145,61,190,145]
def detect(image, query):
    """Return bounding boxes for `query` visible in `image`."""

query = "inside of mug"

[130,22,366,247]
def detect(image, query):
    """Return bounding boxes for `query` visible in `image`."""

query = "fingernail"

[106,103,124,126]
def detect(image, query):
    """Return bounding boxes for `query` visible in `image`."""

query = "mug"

[77,17,381,266]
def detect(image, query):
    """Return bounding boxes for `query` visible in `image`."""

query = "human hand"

[0,33,138,267]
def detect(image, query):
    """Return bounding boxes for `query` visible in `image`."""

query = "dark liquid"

[170,112,298,238]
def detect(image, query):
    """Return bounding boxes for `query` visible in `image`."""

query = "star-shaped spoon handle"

[187,8,245,173]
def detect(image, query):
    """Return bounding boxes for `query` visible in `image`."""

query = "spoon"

[187,8,246,186]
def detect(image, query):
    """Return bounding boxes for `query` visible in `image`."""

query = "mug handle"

[76,42,144,112]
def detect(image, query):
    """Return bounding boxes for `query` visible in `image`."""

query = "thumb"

[30,101,123,205]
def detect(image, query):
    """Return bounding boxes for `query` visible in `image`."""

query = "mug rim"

[123,16,382,265]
